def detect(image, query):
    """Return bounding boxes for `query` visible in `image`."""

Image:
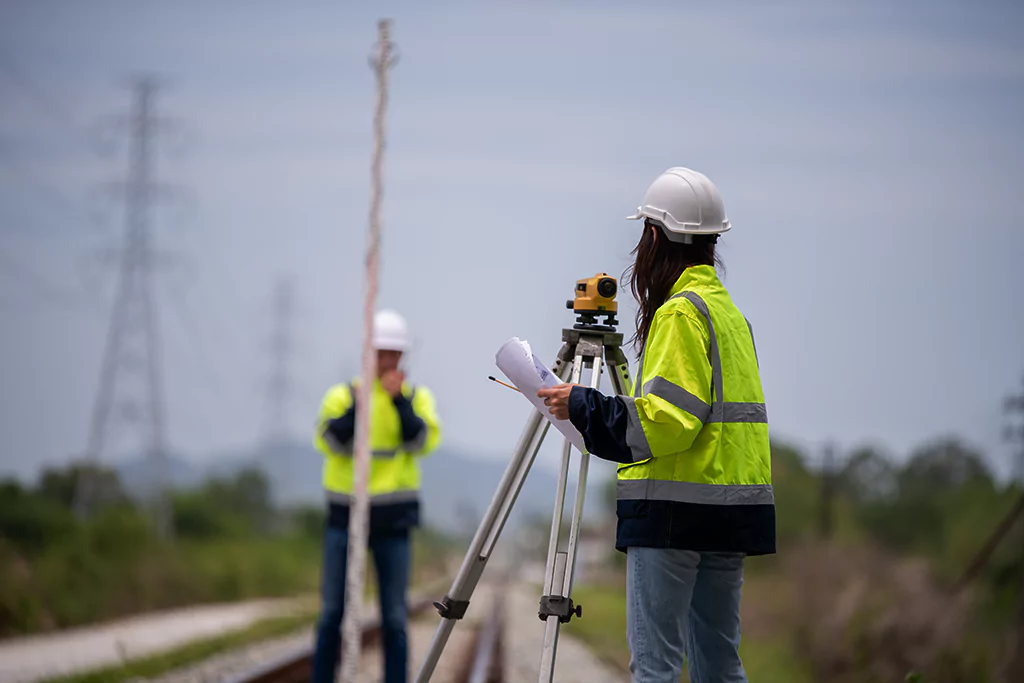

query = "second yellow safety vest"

[313,378,442,506]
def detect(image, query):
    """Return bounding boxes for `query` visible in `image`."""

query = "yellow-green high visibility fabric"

[314,379,441,505]
[616,264,775,554]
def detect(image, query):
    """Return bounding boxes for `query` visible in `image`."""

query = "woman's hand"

[537,383,582,420]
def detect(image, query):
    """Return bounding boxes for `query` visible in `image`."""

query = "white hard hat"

[627,167,732,242]
[372,309,409,351]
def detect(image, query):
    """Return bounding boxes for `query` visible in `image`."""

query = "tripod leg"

[415,410,548,682]
[537,347,604,683]
[562,353,603,598]
[414,348,576,683]
[540,350,586,598]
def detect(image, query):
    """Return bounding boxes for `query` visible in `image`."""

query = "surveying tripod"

[415,274,632,683]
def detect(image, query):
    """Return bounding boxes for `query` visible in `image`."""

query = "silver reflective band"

[644,376,711,424]
[617,479,774,506]
[320,442,408,458]
[325,489,419,505]
[669,291,768,425]
[710,402,768,424]
[622,397,653,462]
[322,430,350,454]
[745,317,759,368]
[674,292,723,408]
[633,351,645,398]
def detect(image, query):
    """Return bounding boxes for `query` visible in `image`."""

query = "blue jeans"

[312,526,411,683]
[627,547,747,683]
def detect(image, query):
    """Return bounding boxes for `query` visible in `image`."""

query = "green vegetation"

[3,434,1021,681]
[0,464,453,638]
[567,580,813,683]
[577,436,1023,682]
[39,608,317,683]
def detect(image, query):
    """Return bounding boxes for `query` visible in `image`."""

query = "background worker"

[539,168,775,683]
[311,309,442,683]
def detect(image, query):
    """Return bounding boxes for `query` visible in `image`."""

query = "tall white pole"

[339,18,396,683]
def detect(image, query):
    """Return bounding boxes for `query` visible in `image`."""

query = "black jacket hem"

[615,498,776,555]
[327,499,420,535]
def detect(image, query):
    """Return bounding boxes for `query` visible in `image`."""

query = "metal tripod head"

[554,323,631,395]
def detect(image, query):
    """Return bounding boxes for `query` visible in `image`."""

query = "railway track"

[454,592,504,683]
[226,589,505,683]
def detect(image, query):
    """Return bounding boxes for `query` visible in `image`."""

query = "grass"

[0,535,323,637]
[3,525,453,638]
[565,580,813,683]
[561,583,631,671]
[35,564,448,683]
[40,607,318,683]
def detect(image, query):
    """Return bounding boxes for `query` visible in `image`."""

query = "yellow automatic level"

[567,273,618,314]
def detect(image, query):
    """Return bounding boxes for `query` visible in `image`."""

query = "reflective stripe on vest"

[326,489,419,505]
[670,291,767,425]
[617,479,774,505]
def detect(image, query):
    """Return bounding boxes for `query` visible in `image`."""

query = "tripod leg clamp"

[433,595,470,620]
[538,595,583,623]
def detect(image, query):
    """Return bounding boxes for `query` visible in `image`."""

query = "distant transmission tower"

[76,77,178,537]
[263,276,294,447]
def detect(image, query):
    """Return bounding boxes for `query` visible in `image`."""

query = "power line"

[0,49,99,156]
[160,284,234,452]
[164,282,229,398]
[0,51,115,236]
[0,251,101,312]
[264,276,294,445]
[0,137,81,221]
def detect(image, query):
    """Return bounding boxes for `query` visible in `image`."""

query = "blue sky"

[1,0,1023,483]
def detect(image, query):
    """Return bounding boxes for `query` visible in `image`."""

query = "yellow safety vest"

[313,378,441,506]
[617,265,775,554]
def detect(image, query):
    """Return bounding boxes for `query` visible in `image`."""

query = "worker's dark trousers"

[312,525,411,683]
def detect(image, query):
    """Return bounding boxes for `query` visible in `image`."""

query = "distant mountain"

[114,440,613,535]
[115,451,205,494]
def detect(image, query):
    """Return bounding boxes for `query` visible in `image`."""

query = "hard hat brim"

[627,207,732,235]
[373,342,408,352]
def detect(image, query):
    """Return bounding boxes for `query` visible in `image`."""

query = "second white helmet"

[627,167,732,242]
[372,309,410,351]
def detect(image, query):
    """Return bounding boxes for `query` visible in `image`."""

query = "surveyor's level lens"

[597,277,616,298]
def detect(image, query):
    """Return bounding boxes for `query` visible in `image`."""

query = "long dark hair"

[623,220,723,356]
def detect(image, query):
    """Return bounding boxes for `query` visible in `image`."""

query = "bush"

[785,543,995,683]
[0,467,321,637]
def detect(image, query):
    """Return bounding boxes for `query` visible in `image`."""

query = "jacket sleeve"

[393,392,426,448]
[313,385,355,455]
[569,304,712,464]
[406,385,442,456]
[621,305,713,461]
[568,387,633,464]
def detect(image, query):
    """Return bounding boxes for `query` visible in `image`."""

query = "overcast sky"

[1,0,1023,484]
